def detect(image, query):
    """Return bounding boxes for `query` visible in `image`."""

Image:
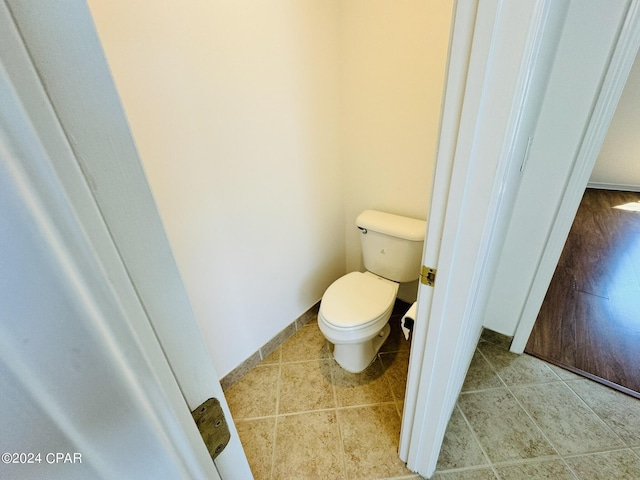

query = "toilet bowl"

[318,272,398,372]
[318,210,426,373]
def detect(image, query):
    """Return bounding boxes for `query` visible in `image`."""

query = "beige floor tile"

[380,349,411,400]
[272,410,345,480]
[565,449,640,480]
[432,468,498,479]
[235,418,275,480]
[495,459,576,480]
[332,357,394,407]
[457,388,556,463]
[278,360,335,414]
[546,363,583,380]
[225,364,279,419]
[436,406,487,470]
[477,342,559,386]
[338,404,412,479]
[461,351,503,392]
[281,324,331,363]
[567,378,640,446]
[479,329,513,349]
[511,382,624,455]
[229,320,640,480]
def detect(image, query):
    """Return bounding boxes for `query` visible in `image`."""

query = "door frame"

[399,0,640,476]
[3,1,252,477]
[400,0,557,473]
[1,5,221,479]
[511,0,640,352]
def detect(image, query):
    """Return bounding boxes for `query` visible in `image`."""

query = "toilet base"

[333,323,391,373]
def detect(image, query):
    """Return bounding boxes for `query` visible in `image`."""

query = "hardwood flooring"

[525,189,640,398]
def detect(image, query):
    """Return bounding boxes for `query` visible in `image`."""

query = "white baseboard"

[587,182,640,192]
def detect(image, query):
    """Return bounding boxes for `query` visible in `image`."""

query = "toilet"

[318,210,426,373]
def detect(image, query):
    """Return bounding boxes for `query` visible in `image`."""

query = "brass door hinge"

[191,397,231,461]
[420,266,436,287]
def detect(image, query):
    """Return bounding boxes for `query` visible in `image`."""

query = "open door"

[399,0,574,476]
[0,26,222,480]
[401,0,640,477]
[1,1,251,478]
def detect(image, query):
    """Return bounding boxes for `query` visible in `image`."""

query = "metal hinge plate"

[420,266,437,287]
[191,397,231,461]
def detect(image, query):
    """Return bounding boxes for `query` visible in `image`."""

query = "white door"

[0,2,251,478]
[0,47,222,480]
[400,1,640,477]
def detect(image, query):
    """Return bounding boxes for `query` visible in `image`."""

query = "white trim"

[401,0,570,476]
[403,0,502,471]
[511,0,640,353]
[399,0,480,464]
[586,182,640,192]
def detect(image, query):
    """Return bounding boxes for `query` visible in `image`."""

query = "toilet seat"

[320,272,398,330]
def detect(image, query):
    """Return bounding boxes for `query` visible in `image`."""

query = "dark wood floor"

[525,189,640,398]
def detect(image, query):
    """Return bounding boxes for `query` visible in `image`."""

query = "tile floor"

[225,302,640,479]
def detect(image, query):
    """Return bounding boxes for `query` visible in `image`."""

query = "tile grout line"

[455,402,501,479]
[268,347,283,480]
[507,378,632,459]
[561,447,640,479]
[231,400,402,423]
[478,341,639,451]
[457,389,582,479]
[480,350,627,479]
[561,377,633,449]
[474,345,582,479]
[329,353,350,479]
[560,378,627,445]
[449,333,640,477]
[563,446,640,460]
[495,364,577,478]
[378,352,402,419]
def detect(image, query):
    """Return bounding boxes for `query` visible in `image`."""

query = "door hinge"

[191,397,231,461]
[420,266,437,287]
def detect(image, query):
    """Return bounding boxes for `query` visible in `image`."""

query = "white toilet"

[318,210,426,373]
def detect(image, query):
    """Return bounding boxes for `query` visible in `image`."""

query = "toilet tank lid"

[356,210,426,241]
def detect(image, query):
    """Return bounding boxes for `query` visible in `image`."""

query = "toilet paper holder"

[401,302,417,340]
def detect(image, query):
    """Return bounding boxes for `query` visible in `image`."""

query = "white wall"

[88,0,451,377]
[341,0,453,274]
[88,0,344,377]
[590,49,640,190]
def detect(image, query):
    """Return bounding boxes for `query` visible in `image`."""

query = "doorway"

[508,0,640,358]
[523,45,640,396]
[525,188,640,398]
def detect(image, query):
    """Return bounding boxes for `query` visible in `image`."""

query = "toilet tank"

[356,210,426,283]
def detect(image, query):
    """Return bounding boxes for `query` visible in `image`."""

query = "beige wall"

[590,49,640,190]
[88,0,452,376]
[341,0,453,273]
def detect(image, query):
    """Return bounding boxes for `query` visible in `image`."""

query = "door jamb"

[511,0,640,352]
